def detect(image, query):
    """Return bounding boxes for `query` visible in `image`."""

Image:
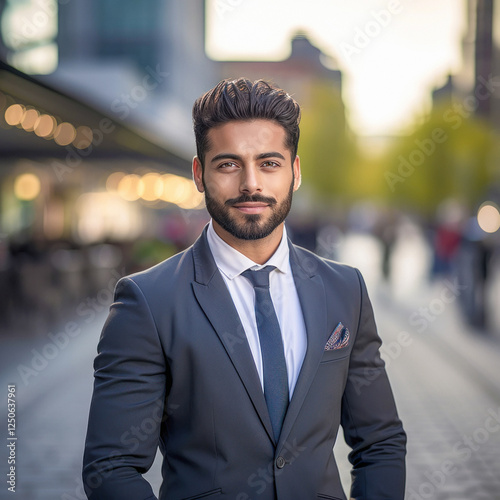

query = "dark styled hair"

[192,78,301,167]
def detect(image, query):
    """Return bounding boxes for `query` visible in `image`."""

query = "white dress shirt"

[206,221,307,398]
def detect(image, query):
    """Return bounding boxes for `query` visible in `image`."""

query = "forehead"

[206,119,288,156]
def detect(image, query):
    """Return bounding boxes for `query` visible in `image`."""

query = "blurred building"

[474,0,495,117]
[489,0,500,128]
[52,0,219,154]
[218,32,343,107]
[434,0,500,128]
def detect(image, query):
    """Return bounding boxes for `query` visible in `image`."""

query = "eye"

[218,161,239,170]
[261,161,280,169]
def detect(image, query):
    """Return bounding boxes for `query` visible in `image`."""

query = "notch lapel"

[277,242,328,449]
[191,228,275,443]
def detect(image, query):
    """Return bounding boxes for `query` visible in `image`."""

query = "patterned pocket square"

[324,322,350,351]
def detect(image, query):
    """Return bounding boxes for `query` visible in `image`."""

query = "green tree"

[382,104,497,215]
[298,81,358,202]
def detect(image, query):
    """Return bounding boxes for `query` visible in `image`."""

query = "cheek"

[203,174,235,198]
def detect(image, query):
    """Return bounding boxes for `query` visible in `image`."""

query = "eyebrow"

[210,151,286,163]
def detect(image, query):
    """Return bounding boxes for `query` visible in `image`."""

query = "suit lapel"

[191,227,275,443]
[278,242,328,449]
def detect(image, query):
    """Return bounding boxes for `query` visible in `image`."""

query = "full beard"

[203,179,294,241]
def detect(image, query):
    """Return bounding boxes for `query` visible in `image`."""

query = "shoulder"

[291,243,362,286]
[116,245,195,300]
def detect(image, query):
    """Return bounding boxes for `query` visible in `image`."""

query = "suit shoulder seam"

[120,276,163,349]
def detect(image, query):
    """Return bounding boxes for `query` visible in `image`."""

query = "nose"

[240,166,262,194]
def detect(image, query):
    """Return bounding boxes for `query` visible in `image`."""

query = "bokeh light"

[75,192,142,243]
[21,108,40,132]
[34,114,57,138]
[106,172,126,192]
[160,174,204,209]
[2,97,94,149]
[14,173,41,201]
[112,172,204,208]
[138,172,163,201]
[117,174,141,201]
[54,122,77,146]
[161,174,190,204]
[477,202,500,234]
[73,126,93,149]
[4,104,25,126]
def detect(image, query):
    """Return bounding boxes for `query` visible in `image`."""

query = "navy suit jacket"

[83,226,406,500]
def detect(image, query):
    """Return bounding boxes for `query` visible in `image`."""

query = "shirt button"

[276,456,286,469]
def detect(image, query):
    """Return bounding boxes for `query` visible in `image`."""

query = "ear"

[292,155,301,191]
[192,156,204,193]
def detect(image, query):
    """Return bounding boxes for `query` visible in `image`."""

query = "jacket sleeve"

[341,269,406,500]
[83,277,168,500]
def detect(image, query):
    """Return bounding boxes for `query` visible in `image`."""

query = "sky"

[205,0,467,136]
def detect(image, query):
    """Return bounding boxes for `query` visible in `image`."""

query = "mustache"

[225,194,277,207]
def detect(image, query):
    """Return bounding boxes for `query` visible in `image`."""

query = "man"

[83,78,406,500]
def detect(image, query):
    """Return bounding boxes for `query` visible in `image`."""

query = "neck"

[212,221,284,265]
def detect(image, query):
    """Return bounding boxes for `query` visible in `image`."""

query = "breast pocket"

[320,346,351,364]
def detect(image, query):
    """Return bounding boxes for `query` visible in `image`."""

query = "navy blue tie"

[242,265,289,441]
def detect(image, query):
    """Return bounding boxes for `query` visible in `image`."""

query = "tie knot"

[241,265,276,288]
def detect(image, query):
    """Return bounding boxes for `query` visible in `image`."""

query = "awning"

[0,60,191,176]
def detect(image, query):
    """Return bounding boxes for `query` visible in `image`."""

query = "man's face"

[193,119,301,241]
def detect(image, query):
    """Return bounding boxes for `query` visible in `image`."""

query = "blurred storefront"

[0,60,207,336]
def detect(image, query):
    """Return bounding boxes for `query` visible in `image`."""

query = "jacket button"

[276,456,286,469]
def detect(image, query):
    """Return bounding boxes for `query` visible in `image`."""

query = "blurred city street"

[1,1,500,499]
[1,233,500,500]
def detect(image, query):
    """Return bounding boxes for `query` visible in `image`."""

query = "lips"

[232,202,269,214]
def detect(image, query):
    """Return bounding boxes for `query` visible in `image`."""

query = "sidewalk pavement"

[370,278,500,500]
[387,276,500,403]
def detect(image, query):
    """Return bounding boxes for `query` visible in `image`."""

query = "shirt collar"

[206,220,290,280]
